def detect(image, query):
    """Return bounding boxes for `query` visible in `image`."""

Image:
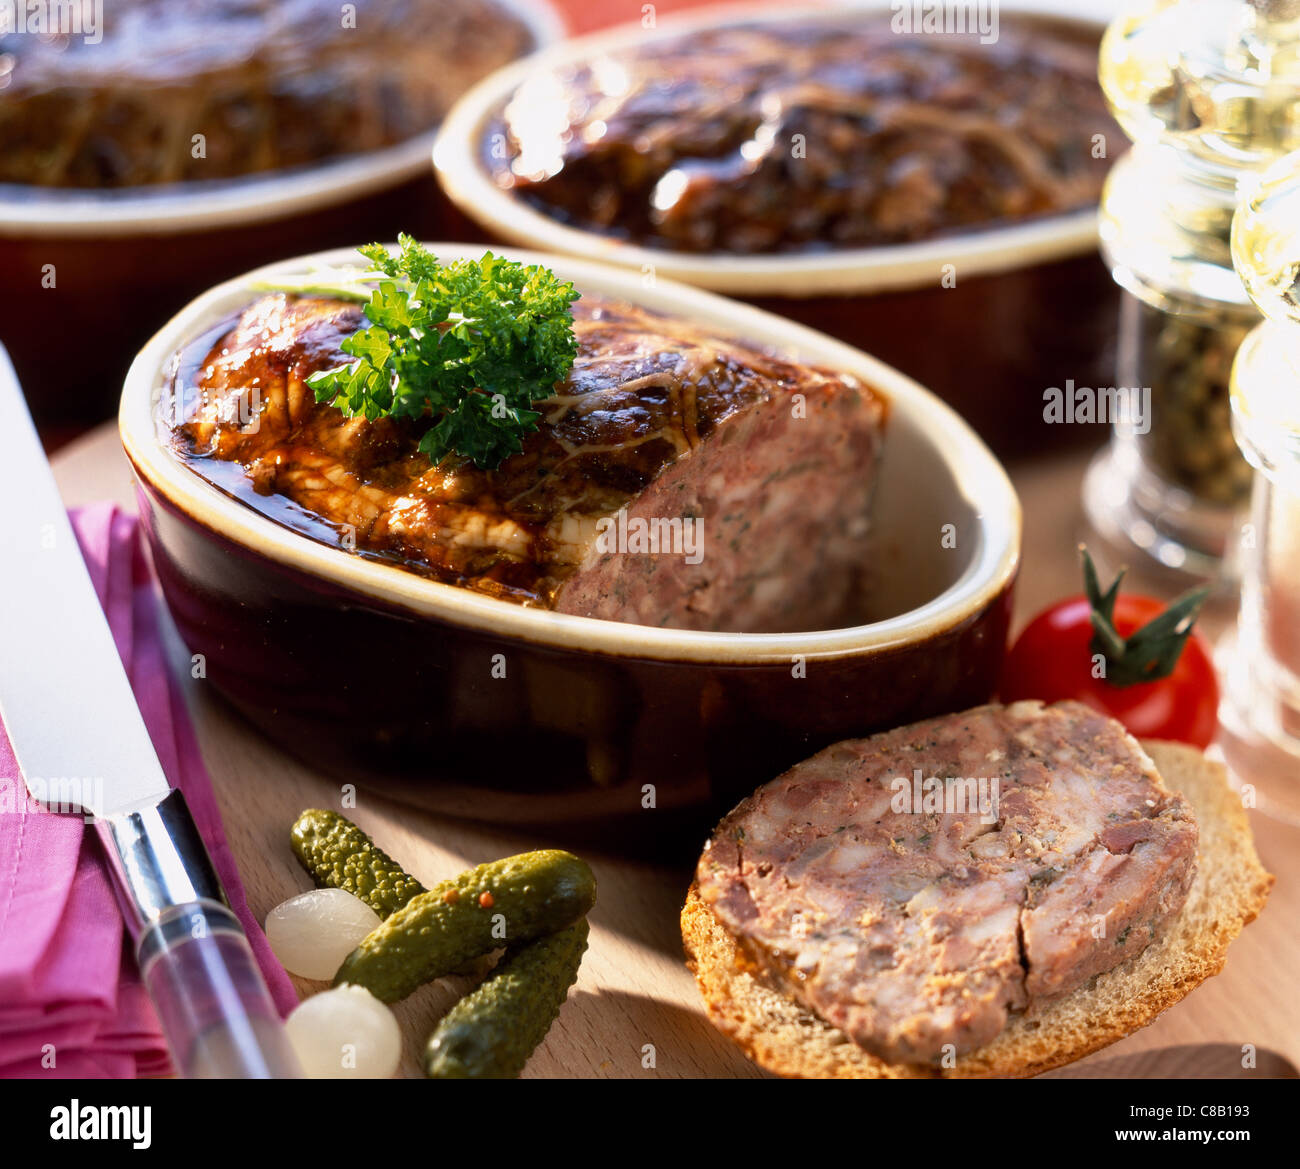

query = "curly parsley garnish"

[298,235,580,470]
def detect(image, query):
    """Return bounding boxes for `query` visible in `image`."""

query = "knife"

[0,344,300,1079]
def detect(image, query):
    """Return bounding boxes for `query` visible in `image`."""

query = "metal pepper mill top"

[1083,0,1300,582]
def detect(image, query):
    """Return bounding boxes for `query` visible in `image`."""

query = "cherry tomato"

[1001,594,1219,749]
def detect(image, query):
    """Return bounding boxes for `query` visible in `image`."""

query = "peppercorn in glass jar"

[1085,0,1300,581]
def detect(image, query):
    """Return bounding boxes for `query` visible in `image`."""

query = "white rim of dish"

[120,245,1021,664]
[0,0,566,238]
[433,0,1104,297]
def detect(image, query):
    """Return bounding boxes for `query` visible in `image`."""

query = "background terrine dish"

[489,15,1117,253]
[0,0,536,188]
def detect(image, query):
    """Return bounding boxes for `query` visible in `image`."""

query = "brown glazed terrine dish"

[433,2,1122,456]
[121,246,1021,841]
[0,0,559,426]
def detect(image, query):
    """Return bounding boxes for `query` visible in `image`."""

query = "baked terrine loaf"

[492,16,1117,252]
[168,292,888,633]
[0,0,536,187]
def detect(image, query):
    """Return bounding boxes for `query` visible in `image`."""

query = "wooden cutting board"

[53,426,1300,1078]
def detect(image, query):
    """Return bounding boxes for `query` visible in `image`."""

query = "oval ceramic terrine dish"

[120,245,1020,843]
[432,0,1122,457]
[0,0,562,428]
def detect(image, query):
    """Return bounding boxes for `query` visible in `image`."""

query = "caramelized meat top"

[492,17,1117,252]
[169,293,877,606]
[0,0,534,186]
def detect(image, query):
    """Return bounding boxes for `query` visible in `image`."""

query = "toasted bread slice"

[681,741,1273,1079]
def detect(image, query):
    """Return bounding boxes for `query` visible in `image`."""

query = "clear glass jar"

[1085,0,1300,581]
[1219,153,1300,815]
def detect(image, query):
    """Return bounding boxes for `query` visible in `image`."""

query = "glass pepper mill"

[1219,152,1300,811]
[1085,0,1300,582]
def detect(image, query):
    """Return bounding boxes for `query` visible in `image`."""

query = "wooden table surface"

[51,424,1299,1078]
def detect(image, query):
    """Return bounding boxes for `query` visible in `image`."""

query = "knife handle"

[97,791,301,1079]
[138,901,301,1079]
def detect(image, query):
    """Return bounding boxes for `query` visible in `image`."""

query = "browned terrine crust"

[168,292,887,632]
[492,16,1118,253]
[694,700,1199,1064]
[0,0,534,187]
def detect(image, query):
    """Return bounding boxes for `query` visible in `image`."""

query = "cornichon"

[290,808,426,919]
[334,850,596,1002]
[424,918,589,1079]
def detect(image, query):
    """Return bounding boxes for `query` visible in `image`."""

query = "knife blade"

[0,343,300,1078]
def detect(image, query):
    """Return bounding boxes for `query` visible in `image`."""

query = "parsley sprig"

[295,236,579,469]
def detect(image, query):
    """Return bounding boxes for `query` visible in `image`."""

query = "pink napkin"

[0,502,298,1078]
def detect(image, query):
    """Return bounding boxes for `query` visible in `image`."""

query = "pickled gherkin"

[290,808,426,919]
[424,919,589,1079]
[334,850,596,1003]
